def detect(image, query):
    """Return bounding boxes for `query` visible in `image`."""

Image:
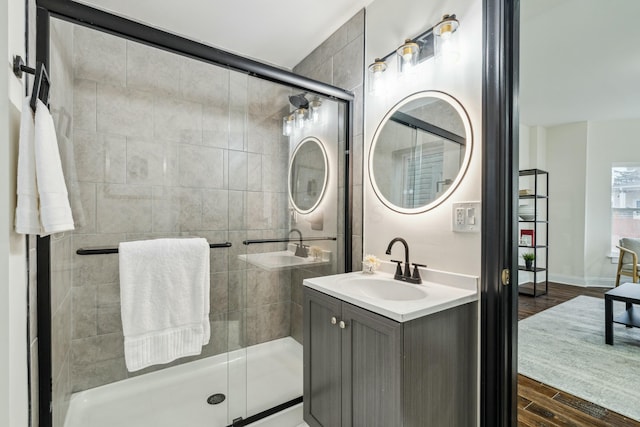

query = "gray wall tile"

[228,150,248,190]
[333,35,365,91]
[97,184,152,233]
[126,138,172,186]
[178,144,224,188]
[203,104,230,149]
[202,189,229,230]
[72,286,97,339]
[74,26,126,86]
[152,187,203,232]
[126,41,181,96]
[247,153,262,192]
[73,79,97,132]
[71,357,127,392]
[180,58,229,106]
[97,84,154,138]
[154,97,203,145]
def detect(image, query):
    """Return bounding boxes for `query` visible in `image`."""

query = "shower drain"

[207,393,226,405]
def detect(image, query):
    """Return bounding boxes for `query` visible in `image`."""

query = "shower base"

[64,337,304,427]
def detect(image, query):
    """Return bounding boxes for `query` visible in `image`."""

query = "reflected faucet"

[385,237,426,284]
[289,228,308,257]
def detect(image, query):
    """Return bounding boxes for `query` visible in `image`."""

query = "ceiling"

[77,0,373,70]
[78,0,639,127]
[520,0,640,127]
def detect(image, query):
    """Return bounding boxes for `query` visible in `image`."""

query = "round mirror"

[369,91,472,214]
[289,137,328,213]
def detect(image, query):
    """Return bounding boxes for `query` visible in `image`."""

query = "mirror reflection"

[370,92,471,212]
[289,137,328,213]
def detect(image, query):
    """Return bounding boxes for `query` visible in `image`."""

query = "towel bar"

[76,241,232,255]
[242,236,337,245]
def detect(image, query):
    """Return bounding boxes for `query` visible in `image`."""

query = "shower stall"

[36,2,353,426]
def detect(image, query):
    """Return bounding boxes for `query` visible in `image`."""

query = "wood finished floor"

[517,282,640,427]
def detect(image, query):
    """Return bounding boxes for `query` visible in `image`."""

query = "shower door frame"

[33,1,355,426]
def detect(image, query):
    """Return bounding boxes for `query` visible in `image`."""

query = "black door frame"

[33,1,354,426]
[481,0,519,426]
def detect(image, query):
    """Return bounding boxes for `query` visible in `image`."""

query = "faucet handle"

[390,259,403,276]
[411,263,426,280]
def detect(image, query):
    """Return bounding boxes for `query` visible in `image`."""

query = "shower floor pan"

[65,337,303,427]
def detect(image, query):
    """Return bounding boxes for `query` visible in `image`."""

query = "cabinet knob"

[339,321,346,329]
[331,316,337,325]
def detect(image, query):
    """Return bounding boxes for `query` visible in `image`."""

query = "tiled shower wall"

[289,9,366,340]
[58,21,293,395]
[49,18,76,427]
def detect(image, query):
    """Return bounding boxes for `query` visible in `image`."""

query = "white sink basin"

[304,271,478,322]
[334,275,427,301]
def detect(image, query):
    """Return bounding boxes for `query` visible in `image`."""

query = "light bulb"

[310,99,322,123]
[282,115,293,136]
[295,109,306,129]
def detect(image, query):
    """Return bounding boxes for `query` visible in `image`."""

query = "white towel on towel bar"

[119,238,211,372]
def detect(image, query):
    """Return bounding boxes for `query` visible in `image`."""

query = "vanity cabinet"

[303,287,477,427]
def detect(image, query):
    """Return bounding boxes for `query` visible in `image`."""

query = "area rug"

[518,295,640,421]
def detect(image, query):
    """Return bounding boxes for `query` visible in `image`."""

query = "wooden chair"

[615,238,640,286]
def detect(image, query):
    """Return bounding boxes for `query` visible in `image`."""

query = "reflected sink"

[238,250,330,271]
[334,275,427,301]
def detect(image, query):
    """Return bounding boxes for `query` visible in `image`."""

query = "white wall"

[1,0,29,425]
[520,118,640,287]
[364,0,482,276]
[584,118,640,283]
[545,122,588,284]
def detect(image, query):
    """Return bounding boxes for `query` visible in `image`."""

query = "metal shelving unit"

[518,169,549,297]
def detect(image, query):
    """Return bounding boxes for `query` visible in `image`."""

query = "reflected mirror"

[289,137,328,213]
[369,91,472,213]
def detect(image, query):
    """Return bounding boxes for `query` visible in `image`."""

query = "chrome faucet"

[289,228,308,257]
[385,237,426,284]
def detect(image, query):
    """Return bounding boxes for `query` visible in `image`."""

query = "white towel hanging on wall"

[34,99,74,234]
[15,97,42,234]
[14,97,75,236]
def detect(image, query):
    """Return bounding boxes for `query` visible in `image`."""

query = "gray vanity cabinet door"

[304,288,343,427]
[341,302,402,427]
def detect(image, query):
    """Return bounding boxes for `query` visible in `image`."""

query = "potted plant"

[522,252,535,270]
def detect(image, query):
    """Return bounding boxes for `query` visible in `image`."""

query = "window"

[611,165,640,253]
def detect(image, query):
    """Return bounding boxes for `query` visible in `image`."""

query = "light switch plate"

[452,202,481,233]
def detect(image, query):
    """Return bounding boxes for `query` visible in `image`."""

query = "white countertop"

[303,271,478,322]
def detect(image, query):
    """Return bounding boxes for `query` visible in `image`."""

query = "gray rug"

[518,296,640,421]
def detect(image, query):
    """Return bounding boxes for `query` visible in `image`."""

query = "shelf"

[519,168,549,176]
[518,195,548,199]
[518,169,549,298]
[518,266,546,272]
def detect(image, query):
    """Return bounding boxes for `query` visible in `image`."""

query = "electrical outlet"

[456,208,465,225]
[452,202,481,232]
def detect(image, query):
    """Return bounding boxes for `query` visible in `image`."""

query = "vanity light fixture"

[282,93,323,134]
[396,39,419,73]
[433,14,460,63]
[367,12,460,95]
[367,58,388,95]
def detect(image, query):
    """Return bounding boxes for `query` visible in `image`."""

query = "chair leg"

[615,273,621,287]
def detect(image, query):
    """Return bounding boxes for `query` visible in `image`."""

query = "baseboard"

[548,273,614,288]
